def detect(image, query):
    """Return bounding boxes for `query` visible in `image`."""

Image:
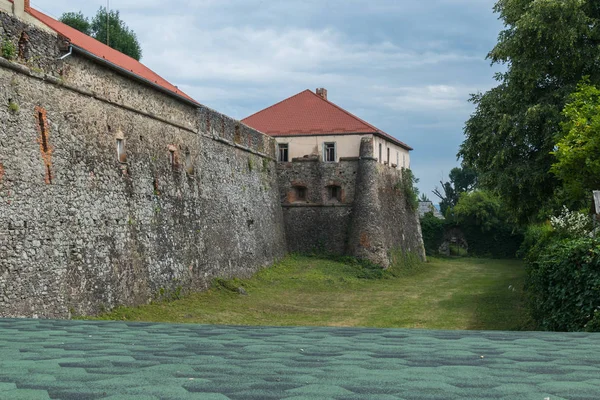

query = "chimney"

[316,88,327,100]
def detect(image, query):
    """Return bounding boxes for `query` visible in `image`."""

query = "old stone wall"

[277,157,357,254]
[347,137,426,267]
[278,139,426,266]
[0,11,286,318]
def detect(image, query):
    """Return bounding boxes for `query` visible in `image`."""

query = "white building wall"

[275,133,411,169]
[372,135,411,170]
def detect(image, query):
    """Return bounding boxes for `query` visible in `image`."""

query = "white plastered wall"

[275,134,372,162]
[372,135,411,170]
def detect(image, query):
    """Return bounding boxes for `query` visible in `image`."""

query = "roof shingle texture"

[242,90,412,150]
[1,319,599,399]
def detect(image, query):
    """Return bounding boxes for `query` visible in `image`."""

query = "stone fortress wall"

[0,11,286,318]
[278,138,426,268]
[0,9,425,318]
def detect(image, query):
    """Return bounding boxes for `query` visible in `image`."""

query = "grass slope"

[94,256,527,330]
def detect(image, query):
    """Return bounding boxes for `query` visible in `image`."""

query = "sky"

[31,0,504,200]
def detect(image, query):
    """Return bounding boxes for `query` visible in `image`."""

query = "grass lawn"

[93,256,528,330]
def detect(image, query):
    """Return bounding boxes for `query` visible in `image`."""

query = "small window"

[387,147,390,165]
[168,145,178,170]
[324,142,336,162]
[292,186,307,202]
[117,139,126,163]
[379,143,382,163]
[278,143,289,162]
[328,185,342,202]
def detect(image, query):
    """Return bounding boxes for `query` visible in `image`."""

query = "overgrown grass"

[93,255,527,330]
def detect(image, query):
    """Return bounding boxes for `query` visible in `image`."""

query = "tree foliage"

[459,0,600,224]
[59,12,91,36]
[433,167,477,215]
[551,81,600,204]
[59,7,142,61]
[452,191,506,232]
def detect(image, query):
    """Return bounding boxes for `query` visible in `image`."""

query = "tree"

[458,0,600,224]
[551,80,600,205]
[59,12,91,36]
[419,193,430,202]
[59,7,142,61]
[433,167,477,215]
[452,191,505,232]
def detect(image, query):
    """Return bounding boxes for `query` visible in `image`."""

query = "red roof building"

[243,89,412,166]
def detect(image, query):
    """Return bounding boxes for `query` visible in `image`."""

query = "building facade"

[242,88,412,168]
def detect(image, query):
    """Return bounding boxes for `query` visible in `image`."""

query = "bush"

[525,236,600,331]
[459,223,523,259]
[1,38,16,60]
[420,212,445,255]
[419,191,524,259]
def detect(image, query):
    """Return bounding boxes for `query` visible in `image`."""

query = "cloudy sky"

[32,0,504,200]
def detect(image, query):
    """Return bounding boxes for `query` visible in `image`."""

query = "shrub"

[398,168,419,211]
[525,236,600,331]
[550,206,593,237]
[420,212,445,255]
[1,38,15,60]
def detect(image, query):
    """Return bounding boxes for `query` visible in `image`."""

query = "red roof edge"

[243,89,413,151]
[12,2,199,106]
[306,90,413,151]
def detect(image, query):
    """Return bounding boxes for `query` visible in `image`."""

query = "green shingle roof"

[0,319,599,399]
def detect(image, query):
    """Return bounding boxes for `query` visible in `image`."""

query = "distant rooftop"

[243,89,413,151]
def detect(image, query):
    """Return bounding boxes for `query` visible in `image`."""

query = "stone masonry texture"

[0,11,286,318]
[0,10,424,318]
[278,137,426,267]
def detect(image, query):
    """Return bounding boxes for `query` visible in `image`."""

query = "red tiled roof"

[242,90,412,151]
[18,3,197,104]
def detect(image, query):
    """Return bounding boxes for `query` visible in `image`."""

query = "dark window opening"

[168,145,179,170]
[387,147,390,165]
[379,143,382,163]
[278,143,289,162]
[328,185,342,202]
[324,142,336,162]
[292,186,307,202]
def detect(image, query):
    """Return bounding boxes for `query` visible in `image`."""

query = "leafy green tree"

[551,80,600,204]
[458,0,600,224]
[59,12,91,35]
[452,191,506,232]
[91,7,142,61]
[59,7,142,61]
[419,193,430,202]
[433,167,477,215]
